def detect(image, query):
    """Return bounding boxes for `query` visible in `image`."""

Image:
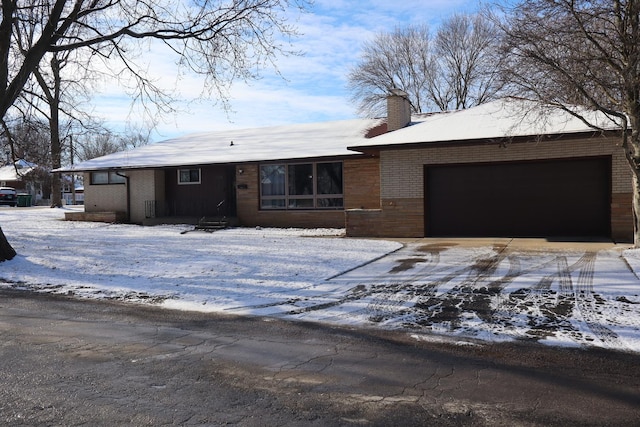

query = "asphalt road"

[0,288,638,426]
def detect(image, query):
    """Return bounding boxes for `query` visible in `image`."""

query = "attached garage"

[425,157,611,238]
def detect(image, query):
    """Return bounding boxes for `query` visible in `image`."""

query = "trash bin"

[16,194,32,207]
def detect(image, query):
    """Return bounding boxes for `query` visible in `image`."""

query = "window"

[90,171,126,185]
[178,168,201,185]
[260,161,343,210]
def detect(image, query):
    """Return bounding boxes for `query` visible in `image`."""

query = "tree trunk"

[50,174,62,208]
[49,83,63,208]
[633,173,640,247]
[0,227,16,261]
[627,115,640,247]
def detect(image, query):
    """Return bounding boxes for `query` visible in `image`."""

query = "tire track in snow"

[398,247,514,328]
[495,252,624,348]
[283,245,447,317]
[572,252,623,348]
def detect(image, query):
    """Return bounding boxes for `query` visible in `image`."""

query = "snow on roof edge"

[348,98,625,150]
[54,117,384,173]
[53,98,626,173]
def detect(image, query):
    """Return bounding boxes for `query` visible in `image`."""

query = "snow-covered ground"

[1,206,640,354]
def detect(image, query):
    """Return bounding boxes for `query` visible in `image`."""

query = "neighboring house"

[62,180,84,205]
[59,96,633,242]
[0,159,45,204]
[61,173,84,205]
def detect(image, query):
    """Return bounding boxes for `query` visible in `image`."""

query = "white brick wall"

[129,170,158,222]
[380,135,630,198]
[84,170,166,223]
[84,174,127,213]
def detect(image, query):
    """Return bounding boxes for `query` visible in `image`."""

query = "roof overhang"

[348,129,624,154]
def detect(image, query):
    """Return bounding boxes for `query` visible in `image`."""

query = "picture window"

[260,162,343,210]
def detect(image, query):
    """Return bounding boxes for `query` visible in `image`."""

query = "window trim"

[260,161,344,210]
[177,168,201,185]
[90,171,126,185]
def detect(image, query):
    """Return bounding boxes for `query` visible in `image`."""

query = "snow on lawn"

[2,206,640,354]
[0,207,401,310]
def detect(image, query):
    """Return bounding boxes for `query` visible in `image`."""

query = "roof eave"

[347,129,624,153]
[53,152,368,173]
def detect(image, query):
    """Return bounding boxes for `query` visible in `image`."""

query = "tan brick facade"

[83,169,165,223]
[81,134,634,241]
[386,93,411,132]
[84,173,127,214]
[129,170,165,223]
[347,135,634,241]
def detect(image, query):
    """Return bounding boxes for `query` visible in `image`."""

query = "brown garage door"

[425,157,611,237]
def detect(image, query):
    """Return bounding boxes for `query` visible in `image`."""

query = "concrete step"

[194,217,228,232]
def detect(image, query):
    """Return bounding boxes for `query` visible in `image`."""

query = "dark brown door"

[165,165,236,217]
[425,157,611,237]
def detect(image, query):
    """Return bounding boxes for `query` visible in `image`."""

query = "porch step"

[194,217,228,232]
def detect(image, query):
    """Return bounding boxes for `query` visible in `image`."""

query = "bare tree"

[348,13,503,117]
[34,53,70,207]
[431,13,503,110]
[31,48,106,207]
[347,25,433,117]
[0,118,51,166]
[495,0,640,245]
[74,127,150,161]
[118,124,152,151]
[0,0,309,261]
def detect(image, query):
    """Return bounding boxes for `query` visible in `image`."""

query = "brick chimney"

[386,88,411,132]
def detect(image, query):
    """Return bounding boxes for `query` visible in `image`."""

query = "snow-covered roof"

[349,98,624,150]
[0,160,37,181]
[61,118,383,172]
[57,98,625,173]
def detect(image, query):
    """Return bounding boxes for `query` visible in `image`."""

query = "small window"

[109,172,126,184]
[178,168,201,185]
[91,171,126,185]
[91,171,109,185]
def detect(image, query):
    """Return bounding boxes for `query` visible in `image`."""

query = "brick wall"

[387,94,411,132]
[346,198,423,237]
[84,173,127,213]
[235,157,379,229]
[65,211,126,223]
[129,170,163,223]
[344,157,380,209]
[234,163,343,228]
[347,135,634,240]
[381,135,630,198]
[611,193,633,242]
[84,170,164,224]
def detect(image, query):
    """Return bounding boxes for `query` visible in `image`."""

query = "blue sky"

[93,0,484,142]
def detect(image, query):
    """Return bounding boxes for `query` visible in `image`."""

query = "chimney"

[386,88,411,132]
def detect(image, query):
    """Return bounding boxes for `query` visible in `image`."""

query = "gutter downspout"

[115,171,130,223]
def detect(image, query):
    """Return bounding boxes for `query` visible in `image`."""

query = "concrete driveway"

[263,237,640,354]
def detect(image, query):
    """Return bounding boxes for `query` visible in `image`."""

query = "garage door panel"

[425,157,610,237]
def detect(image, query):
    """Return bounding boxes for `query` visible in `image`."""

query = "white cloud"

[88,0,486,142]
